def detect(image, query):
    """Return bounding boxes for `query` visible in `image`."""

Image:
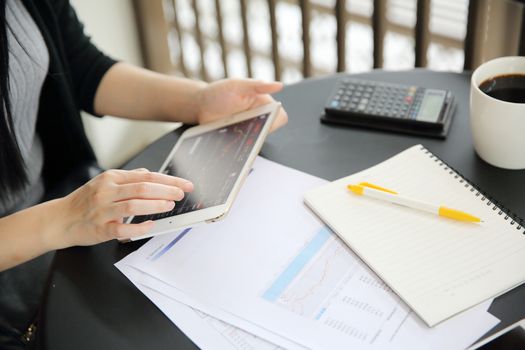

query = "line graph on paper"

[278,238,351,316]
[261,227,407,344]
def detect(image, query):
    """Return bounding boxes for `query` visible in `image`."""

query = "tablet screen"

[132,113,270,223]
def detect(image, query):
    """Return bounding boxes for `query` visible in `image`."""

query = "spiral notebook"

[304,145,525,327]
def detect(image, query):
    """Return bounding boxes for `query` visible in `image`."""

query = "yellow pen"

[347,182,482,223]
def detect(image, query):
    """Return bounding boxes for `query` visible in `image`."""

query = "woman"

[0,0,287,347]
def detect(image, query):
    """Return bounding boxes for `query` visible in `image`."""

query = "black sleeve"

[48,0,117,115]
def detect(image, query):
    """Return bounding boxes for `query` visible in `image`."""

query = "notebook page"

[304,145,525,326]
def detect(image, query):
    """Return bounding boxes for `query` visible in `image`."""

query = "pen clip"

[347,182,398,195]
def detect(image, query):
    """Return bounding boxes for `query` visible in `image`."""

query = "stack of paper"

[116,157,499,349]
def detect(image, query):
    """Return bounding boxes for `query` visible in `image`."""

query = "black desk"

[42,70,525,349]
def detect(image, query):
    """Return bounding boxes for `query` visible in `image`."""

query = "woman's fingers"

[107,199,175,221]
[271,108,289,132]
[101,169,194,191]
[106,220,155,240]
[250,95,288,132]
[235,79,283,95]
[115,182,185,202]
[251,81,283,94]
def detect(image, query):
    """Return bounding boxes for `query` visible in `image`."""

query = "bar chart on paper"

[262,227,408,344]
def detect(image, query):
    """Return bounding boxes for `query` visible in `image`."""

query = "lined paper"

[304,145,525,326]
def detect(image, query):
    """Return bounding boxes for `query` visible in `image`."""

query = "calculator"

[321,78,456,138]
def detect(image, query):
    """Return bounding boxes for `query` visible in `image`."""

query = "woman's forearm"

[0,198,69,271]
[93,63,288,130]
[93,62,207,124]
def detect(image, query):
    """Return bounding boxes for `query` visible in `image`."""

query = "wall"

[70,0,180,169]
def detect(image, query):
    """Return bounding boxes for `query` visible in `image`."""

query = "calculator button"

[330,101,339,108]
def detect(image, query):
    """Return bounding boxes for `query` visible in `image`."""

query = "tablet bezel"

[128,102,280,240]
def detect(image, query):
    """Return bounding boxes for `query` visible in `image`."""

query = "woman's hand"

[196,79,288,132]
[58,168,194,246]
[0,165,195,270]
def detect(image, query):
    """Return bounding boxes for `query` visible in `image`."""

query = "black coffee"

[479,73,525,103]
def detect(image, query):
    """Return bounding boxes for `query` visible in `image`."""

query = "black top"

[0,1,115,346]
[23,0,116,189]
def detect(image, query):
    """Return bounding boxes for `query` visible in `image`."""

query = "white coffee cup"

[470,56,525,169]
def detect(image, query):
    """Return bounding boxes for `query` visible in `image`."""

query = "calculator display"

[417,90,446,123]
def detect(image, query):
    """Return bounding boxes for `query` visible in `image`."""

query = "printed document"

[117,262,499,350]
[118,157,500,349]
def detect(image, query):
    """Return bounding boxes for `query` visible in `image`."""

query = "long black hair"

[0,2,28,201]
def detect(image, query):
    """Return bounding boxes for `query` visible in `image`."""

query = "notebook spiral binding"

[419,146,525,234]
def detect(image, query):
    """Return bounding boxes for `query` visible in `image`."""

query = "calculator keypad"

[327,78,425,120]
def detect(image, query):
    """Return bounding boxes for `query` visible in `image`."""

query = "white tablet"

[127,102,280,240]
